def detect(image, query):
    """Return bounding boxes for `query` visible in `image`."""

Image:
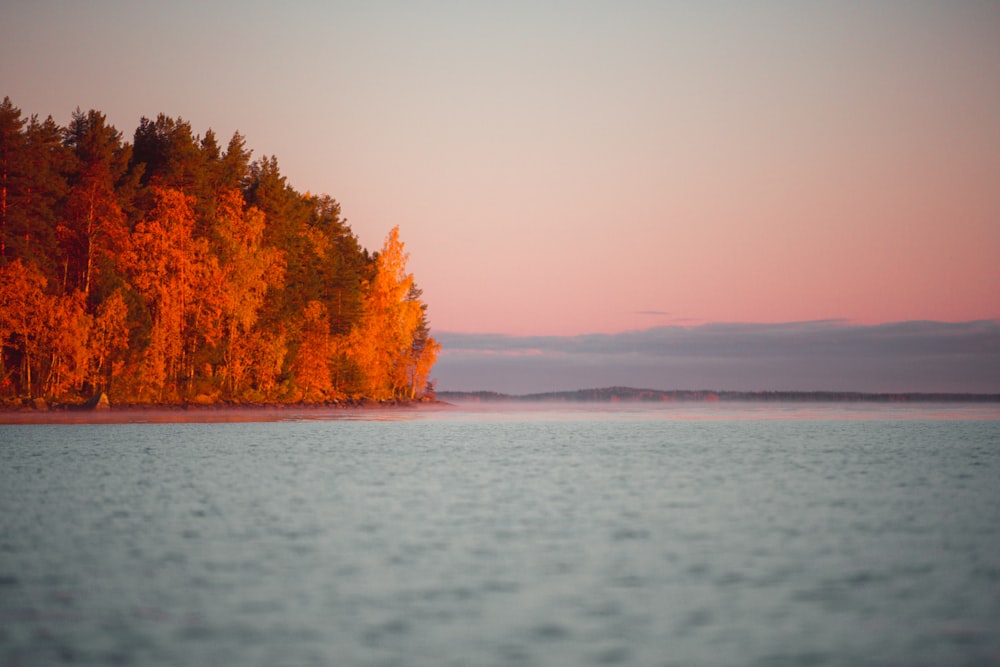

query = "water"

[2,404,999,666]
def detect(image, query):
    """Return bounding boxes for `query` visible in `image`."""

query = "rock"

[32,397,49,411]
[88,392,111,411]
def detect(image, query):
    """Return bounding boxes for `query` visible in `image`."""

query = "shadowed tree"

[131,115,204,191]
[0,97,27,262]
[0,99,73,278]
[89,289,130,396]
[62,108,130,300]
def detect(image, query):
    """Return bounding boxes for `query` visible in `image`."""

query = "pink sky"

[3,2,999,337]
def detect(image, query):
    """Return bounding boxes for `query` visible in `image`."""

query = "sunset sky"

[3,1,999,391]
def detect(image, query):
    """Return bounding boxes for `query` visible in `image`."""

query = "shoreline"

[0,400,452,425]
[3,392,1000,425]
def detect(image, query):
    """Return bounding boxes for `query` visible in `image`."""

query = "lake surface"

[2,403,999,666]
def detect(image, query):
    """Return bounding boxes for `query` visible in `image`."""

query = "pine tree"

[62,109,129,300]
[0,97,26,262]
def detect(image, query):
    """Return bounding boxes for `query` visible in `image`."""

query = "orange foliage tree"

[0,259,49,397]
[123,187,210,399]
[347,227,438,400]
[39,291,91,399]
[293,300,335,400]
[0,99,442,406]
[89,290,129,395]
[211,189,284,397]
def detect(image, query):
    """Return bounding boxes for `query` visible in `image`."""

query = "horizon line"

[434,317,1000,338]
[435,387,1000,402]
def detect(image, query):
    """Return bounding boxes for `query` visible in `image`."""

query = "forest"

[0,97,439,407]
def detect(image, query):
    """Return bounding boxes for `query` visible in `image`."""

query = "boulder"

[88,392,111,411]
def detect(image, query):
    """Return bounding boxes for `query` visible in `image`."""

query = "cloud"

[433,321,1000,394]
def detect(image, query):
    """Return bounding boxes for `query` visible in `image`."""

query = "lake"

[1,402,999,666]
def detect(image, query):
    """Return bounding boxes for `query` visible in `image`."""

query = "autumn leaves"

[0,99,438,405]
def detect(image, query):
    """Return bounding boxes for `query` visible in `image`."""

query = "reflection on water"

[2,400,998,425]
[1,407,999,666]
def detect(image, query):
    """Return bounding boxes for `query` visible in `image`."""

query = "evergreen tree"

[131,114,204,191]
[0,97,27,262]
[62,108,130,300]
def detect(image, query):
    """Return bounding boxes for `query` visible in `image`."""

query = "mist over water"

[2,405,999,666]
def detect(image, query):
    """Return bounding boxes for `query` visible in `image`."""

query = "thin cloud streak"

[433,321,1000,394]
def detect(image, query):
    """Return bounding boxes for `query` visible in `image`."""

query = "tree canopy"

[0,97,438,406]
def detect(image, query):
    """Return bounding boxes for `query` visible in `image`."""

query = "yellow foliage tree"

[123,187,208,400]
[212,189,284,397]
[347,226,437,401]
[249,329,287,398]
[0,260,94,400]
[40,291,92,399]
[0,259,49,398]
[403,285,441,400]
[89,289,130,396]
[294,300,334,400]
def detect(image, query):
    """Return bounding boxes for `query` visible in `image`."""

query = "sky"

[3,1,999,392]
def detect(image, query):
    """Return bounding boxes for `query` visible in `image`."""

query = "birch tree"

[123,187,206,399]
[347,227,434,400]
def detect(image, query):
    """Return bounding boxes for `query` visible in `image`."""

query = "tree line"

[0,97,439,406]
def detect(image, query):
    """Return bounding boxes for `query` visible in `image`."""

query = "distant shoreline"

[437,388,1000,403]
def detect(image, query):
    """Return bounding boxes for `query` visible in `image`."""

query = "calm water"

[1,403,999,666]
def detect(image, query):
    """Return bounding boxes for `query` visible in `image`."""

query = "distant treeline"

[0,97,438,406]
[439,387,1000,403]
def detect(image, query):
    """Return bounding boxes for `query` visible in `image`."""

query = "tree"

[293,300,335,400]
[62,109,130,299]
[248,329,287,398]
[220,131,251,192]
[0,99,441,405]
[122,187,207,400]
[0,259,49,398]
[347,227,433,400]
[211,189,284,397]
[89,289,129,395]
[131,114,204,191]
[403,284,441,399]
[21,115,73,281]
[1,100,73,277]
[0,97,26,262]
[39,291,91,399]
